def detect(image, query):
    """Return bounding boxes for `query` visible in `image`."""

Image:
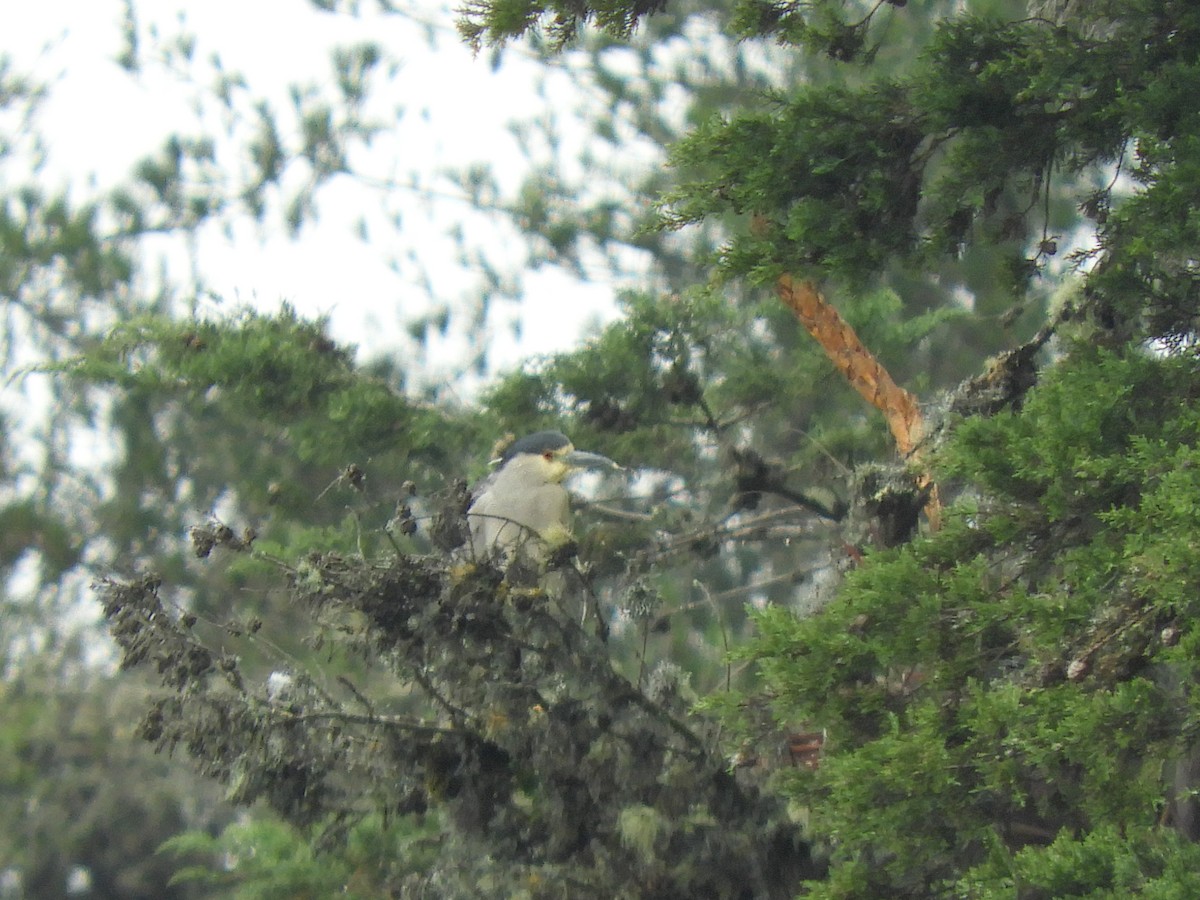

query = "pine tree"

[18,0,1200,896]
[455,0,1200,894]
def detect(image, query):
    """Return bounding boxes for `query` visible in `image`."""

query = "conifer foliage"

[20,0,1200,896]
[461,0,1200,895]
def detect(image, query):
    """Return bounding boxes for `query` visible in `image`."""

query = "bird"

[467,430,620,561]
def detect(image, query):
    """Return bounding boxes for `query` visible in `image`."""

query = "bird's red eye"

[543,451,554,461]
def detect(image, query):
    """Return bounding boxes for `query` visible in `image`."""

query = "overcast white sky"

[3,0,658,388]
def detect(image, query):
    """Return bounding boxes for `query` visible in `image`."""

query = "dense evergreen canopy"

[5,0,1200,896]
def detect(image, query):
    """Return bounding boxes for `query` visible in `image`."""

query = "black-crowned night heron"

[468,431,620,560]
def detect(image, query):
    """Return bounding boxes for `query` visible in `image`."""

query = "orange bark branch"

[776,275,941,529]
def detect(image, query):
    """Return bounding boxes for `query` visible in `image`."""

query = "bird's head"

[493,430,621,485]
